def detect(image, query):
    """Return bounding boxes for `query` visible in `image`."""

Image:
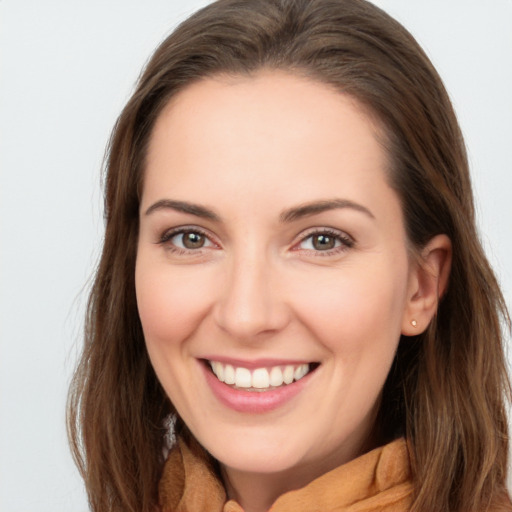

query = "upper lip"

[200,356,316,369]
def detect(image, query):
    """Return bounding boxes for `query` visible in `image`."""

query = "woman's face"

[136,71,417,480]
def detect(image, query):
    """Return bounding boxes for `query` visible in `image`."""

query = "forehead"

[142,71,398,225]
[150,70,385,154]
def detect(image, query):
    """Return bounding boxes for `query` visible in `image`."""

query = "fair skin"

[135,71,451,512]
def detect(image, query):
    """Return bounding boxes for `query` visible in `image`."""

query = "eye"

[295,228,354,254]
[158,227,216,252]
[301,233,340,251]
[174,231,208,249]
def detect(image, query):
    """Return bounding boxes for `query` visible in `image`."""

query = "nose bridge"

[214,244,288,340]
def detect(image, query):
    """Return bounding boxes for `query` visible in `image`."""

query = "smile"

[201,358,319,413]
[209,361,313,391]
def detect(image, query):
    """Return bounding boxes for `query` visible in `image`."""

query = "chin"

[199,427,309,475]
[218,449,305,475]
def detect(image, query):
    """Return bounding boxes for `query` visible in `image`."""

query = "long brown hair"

[67,1,511,511]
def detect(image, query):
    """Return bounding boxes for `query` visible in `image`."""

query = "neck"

[221,469,289,512]
[220,433,376,512]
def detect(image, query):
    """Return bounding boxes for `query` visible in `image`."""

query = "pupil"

[183,232,204,249]
[313,234,335,250]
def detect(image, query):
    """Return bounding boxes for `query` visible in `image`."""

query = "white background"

[1,1,511,511]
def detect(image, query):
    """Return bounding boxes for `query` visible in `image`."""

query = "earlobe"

[401,234,452,336]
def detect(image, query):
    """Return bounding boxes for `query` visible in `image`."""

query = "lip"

[199,359,316,413]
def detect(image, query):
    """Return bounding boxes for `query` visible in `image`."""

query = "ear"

[401,234,452,336]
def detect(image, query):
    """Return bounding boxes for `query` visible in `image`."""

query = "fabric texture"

[158,436,413,512]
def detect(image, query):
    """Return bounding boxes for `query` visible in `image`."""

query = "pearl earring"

[411,319,418,327]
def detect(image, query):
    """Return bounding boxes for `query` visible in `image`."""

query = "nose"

[213,252,290,341]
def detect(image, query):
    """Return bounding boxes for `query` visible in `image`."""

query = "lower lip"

[201,362,313,413]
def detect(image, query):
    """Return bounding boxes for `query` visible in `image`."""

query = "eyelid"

[157,225,220,251]
[292,227,355,253]
[155,225,354,256]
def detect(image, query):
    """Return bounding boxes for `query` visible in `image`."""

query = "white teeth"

[235,367,252,388]
[211,361,224,382]
[252,368,270,389]
[209,361,312,390]
[283,365,294,384]
[224,364,235,385]
[269,366,284,387]
[294,364,308,380]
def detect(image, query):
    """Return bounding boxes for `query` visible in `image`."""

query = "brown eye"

[162,229,213,251]
[181,231,206,249]
[296,229,352,254]
[312,234,336,250]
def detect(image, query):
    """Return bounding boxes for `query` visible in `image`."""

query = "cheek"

[291,258,408,356]
[135,258,214,349]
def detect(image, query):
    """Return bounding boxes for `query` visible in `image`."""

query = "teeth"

[235,367,252,388]
[211,361,224,382]
[209,361,312,390]
[252,368,270,389]
[269,366,284,387]
[294,364,308,380]
[283,365,294,384]
[224,364,235,385]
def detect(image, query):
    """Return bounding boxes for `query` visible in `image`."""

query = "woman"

[67,0,512,511]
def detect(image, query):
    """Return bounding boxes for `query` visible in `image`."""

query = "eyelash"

[293,228,355,257]
[157,226,216,256]
[157,226,354,256]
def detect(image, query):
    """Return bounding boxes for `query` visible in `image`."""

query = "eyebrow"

[280,199,375,222]
[144,199,221,221]
[144,197,374,223]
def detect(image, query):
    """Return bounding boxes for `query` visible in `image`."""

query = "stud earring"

[411,319,418,327]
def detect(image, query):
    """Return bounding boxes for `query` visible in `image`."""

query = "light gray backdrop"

[1,1,511,511]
